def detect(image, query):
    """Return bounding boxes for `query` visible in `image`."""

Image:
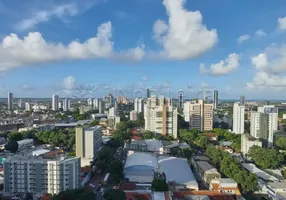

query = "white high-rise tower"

[232,103,245,134]
[52,94,59,111]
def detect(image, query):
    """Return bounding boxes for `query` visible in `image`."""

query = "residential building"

[213,90,218,110]
[18,100,25,109]
[25,102,31,112]
[178,92,183,109]
[87,98,93,107]
[52,94,59,111]
[232,103,245,134]
[144,95,178,138]
[109,107,115,117]
[134,98,144,113]
[209,179,241,197]
[3,154,80,199]
[241,133,262,156]
[93,98,98,109]
[251,105,278,146]
[98,99,105,114]
[17,139,34,151]
[266,181,286,200]
[63,98,71,111]
[8,92,13,110]
[130,110,138,121]
[183,100,213,132]
[146,88,151,98]
[240,96,245,106]
[58,100,63,110]
[76,126,102,166]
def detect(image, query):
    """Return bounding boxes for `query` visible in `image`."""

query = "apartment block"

[183,100,213,132]
[4,154,80,199]
[134,98,144,113]
[241,133,262,156]
[144,96,178,138]
[232,103,245,134]
[76,126,102,166]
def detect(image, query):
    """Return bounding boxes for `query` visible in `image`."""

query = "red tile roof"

[125,192,152,200]
[119,183,136,191]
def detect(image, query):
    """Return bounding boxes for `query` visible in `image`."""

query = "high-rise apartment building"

[93,98,98,109]
[213,90,218,110]
[76,126,102,166]
[232,103,245,134]
[25,102,31,112]
[134,98,144,113]
[18,100,25,110]
[87,98,93,107]
[63,98,71,111]
[144,96,178,138]
[251,105,278,146]
[98,99,105,114]
[183,100,213,131]
[178,92,183,109]
[8,92,13,110]
[239,96,245,106]
[146,88,151,98]
[52,94,59,111]
[4,154,80,198]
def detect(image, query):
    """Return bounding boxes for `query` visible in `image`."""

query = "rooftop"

[158,156,198,189]
[241,163,278,182]
[124,152,159,170]
[196,161,218,172]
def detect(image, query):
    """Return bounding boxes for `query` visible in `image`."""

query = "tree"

[8,132,23,141]
[5,141,18,153]
[178,115,189,129]
[142,131,154,139]
[275,137,286,150]
[151,179,169,191]
[249,146,284,169]
[106,138,122,150]
[103,189,126,200]
[137,112,145,127]
[107,160,124,184]
[90,119,99,126]
[179,129,198,143]
[182,148,193,158]
[53,188,96,200]
[195,136,209,148]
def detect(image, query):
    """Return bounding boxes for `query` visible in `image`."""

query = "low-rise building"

[241,133,262,156]
[209,178,241,196]
[191,156,221,185]
[267,181,286,200]
[17,139,33,151]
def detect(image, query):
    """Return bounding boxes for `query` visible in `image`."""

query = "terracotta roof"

[81,166,93,173]
[173,191,238,200]
[211,183,241,196]
[119,183,136,191]
[125,192,151,200]
[204,133,217,138]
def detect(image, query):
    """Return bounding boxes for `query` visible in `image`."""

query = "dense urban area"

[0,90,285,200]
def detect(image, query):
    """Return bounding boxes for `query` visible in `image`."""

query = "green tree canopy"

[8,132,23,141]
[103,189,126,200]
[90,119,99,126]
[107,160,124,184]
[179,129,198,143]
[53,188,96,200]
[142,130,154,139]
[206,145,258,193]
[249,146,284,169]
[137,112,145,127]
[194,136,209,148]
[275,137,286,150]
[151,179,169,191]
[5,141,18,153]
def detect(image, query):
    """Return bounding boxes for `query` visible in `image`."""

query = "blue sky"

[0,0,286,99]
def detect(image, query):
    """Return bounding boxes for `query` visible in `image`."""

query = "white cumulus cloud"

[237,34,250,43]
[278,17,286,30]
[200,53,240,76]
[63,76,75,90]
[0,21,145,71]
[17,3,79,31]
[152,0,218,60]
[255,30,266,37]
[251,53,268,70]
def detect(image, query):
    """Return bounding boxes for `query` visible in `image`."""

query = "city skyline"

[0,0,286,99]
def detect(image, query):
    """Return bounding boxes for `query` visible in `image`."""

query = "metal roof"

[158,156,198,190]
[124,152,159,169]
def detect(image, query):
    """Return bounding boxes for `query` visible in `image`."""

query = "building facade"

[183,100,213,132]
[213,90,218,110]
[239,96,245,106]
[134,98,144,113]
[130,110,138,121]
[76,126,102,166]
[241,133,262,156]
[8,92,13,110]
[232,103,245,134]
[4,155,80,199]
[144,96,178,138]
[63,98,71,111]
[52,94,59,111]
